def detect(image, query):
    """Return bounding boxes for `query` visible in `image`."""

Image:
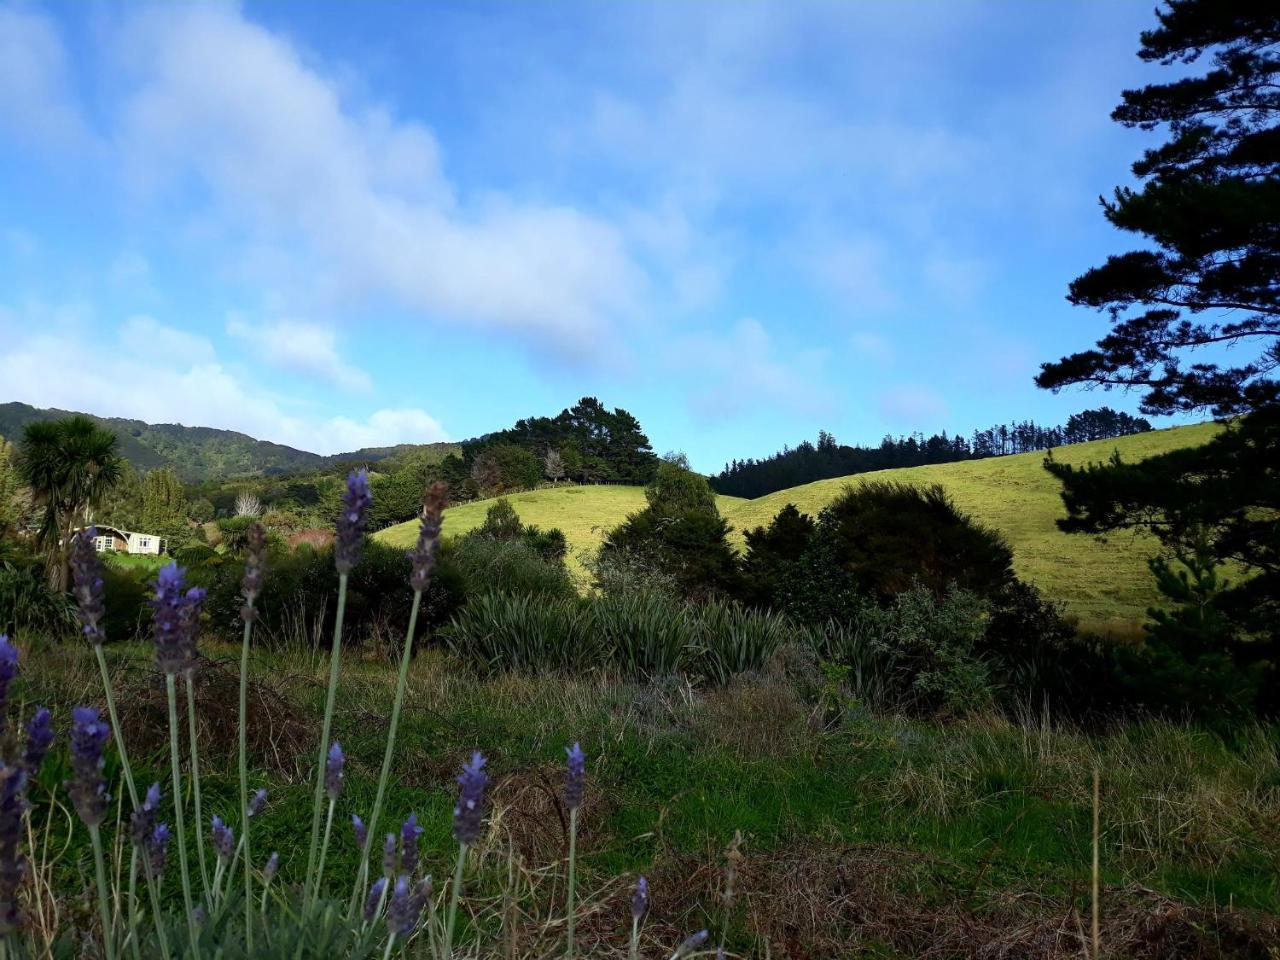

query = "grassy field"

[377,423,1219,630]
[20,637,1280,957]
[376,484,745,577]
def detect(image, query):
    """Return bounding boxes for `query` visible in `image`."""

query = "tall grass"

[0,483,718,959]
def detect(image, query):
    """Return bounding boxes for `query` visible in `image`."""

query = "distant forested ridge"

[712,407,1153,499]
[0,402,457,483]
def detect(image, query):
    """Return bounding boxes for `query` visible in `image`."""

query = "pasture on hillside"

[378,422,1220,630]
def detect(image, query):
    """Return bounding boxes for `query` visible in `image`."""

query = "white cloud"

[0,6,92,149]
[119,314,216,365]
[226,315,371,393]
[112,4,640,356]
[324,409,448,451]
[673,318,831,422]
[0,307,446,455]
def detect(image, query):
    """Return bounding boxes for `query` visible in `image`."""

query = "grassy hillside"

[378,422,1219,628]
[376,484,745,576]
[724,422,1220,630]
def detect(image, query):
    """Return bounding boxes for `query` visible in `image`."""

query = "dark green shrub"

[522,525,567,563]
[814,481,1014,603]
[600,462,739,601]
[448,536,576,602]
[100,563,153,643]
[1115,544,1273,724]
[202,539,464,649]
[739,503,815,608]
[872,585,994,715]
[0,563,75,635]
[600,508,738,600]
[476,498,523,541]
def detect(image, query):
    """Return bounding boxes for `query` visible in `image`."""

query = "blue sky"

[0,1,1185,471]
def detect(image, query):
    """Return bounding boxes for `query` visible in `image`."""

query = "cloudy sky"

[0,1,1182,470]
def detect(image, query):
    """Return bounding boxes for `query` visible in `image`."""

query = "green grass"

[724,422,1222,631]
[376,483,745,578]
[20,638,1280,957]
[376,423,1219,629]
[102,552,172,572]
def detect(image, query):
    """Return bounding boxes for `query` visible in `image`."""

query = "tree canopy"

[1035,0,1279,416]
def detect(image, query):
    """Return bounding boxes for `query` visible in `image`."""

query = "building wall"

[128,534,162,555]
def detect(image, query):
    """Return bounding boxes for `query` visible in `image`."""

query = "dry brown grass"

[113,654,313,780]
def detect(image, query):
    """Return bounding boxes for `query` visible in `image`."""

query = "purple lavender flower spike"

[148,823,171,876]
[400,812,423,875]
[382,833,398,876]
[452,751,488,845]
[70,530,108,645]
[0,637,17,736]
[325,741,345,800]
[179,585,207,674]
[241,522,267,622]
[631,875,649,921]
[408,483,447,592]
[22,706,54,775]
[151,564,197,674]
[565,742,585,811]
[66,706,110,827]
[131,783,162,849]
[247,787,268,819]
[674,930,709,958]
[363,876,387,922]
[352,813,368,851]
[0,765,29,937]
[211,815,235,863]
[385,874,421,937]
[335,468,372,574]
[263,851,279,883]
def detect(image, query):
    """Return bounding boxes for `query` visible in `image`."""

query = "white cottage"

[81,525,166,556]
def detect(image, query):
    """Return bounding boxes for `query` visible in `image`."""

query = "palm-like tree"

[18,416,123,590]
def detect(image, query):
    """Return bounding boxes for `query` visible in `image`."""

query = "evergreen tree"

[1039,1,1279,704]
[141,467,188,540]
[1036,1,1279,416]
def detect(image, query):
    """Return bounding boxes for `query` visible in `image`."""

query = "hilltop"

[0,402,459,483]
[376,421,1220,629]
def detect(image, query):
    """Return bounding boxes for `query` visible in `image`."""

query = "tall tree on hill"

[1035,1,1279,415]
[1040,0,1279,710]
[18,416,122,590]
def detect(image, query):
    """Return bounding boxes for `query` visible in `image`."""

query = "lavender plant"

[307,469,370,905]
[0,482,737,960]
[349,483,446,917]
[151,562,205,956]
[68,705,114,959]
[565,742,585,960]
[238,520,266,950]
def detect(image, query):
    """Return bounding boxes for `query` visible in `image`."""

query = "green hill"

[376,422,1220,629]
[376,484,745,576]
[0,402,458,482]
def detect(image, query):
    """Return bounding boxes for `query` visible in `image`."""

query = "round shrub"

[816,481,1014,603]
